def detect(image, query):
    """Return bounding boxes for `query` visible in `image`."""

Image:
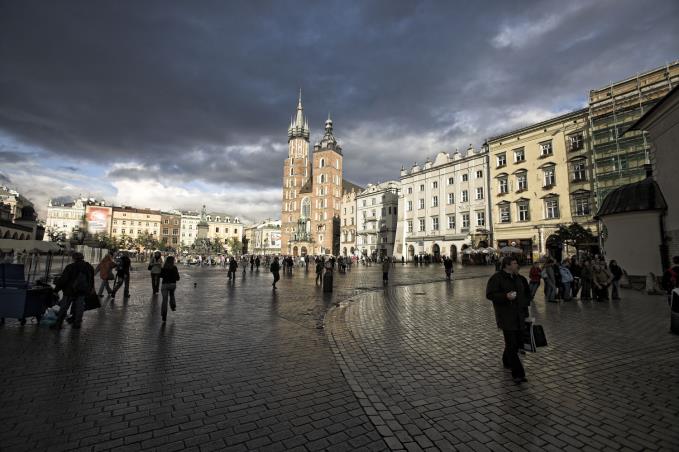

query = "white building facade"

[180,211,201,247]
[394,147,491,262]
[251,219,282,254]
[44,198,86,240]
[356,181,400,259]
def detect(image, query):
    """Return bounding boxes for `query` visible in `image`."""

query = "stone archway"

[293,246,298,257]
[432,243,441,261]
[300,246,307,256]
[408,245,415,260]
[450,244,458,262]
[350,246,355,255]
[546,234,563,263]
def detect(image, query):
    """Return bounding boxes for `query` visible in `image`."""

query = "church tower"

[281,91,313,256]
[311,114,343,255]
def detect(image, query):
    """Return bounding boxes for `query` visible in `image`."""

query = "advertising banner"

[86,206,112,235]
[270,231,281,247]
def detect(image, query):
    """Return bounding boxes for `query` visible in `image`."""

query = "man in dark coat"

[486,256,531,383]
[270,256,280,289]
[53,252,95,329]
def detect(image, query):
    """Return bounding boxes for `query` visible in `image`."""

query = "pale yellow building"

[487,108,596,262]
[205,213,243,247]
[111,206,162,241]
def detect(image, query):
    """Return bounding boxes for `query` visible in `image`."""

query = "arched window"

[320,174,326,183]
[301,197,311,218]
[289,168,293,176]
[320,158,325,168]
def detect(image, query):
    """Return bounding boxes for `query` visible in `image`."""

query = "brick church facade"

[280,92,360,256]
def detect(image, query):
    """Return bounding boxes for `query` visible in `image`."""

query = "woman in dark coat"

[160,256,180,322]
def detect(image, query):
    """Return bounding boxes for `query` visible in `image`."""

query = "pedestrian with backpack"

[148,251,163,294]
[160,256,180,322]
[52,252,95,330]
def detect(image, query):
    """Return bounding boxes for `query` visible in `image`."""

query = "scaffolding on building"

[588,61,679,207]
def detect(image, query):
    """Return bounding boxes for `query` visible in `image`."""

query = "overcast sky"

[1,0,678,222]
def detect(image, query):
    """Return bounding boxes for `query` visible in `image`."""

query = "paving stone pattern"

[327,278,679,451]
[1,263,677,451]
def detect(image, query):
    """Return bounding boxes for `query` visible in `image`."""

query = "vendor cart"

[0,240,61,325]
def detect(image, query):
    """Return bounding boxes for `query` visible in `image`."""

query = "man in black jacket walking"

[486,256,531,383]
[52,252,95,330]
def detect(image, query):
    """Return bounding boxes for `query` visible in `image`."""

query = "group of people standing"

[527,256,624,303]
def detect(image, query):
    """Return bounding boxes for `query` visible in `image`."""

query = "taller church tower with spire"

[281,91,353,256]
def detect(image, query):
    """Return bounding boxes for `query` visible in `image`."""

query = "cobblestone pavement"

[1,263,677,451]
[327,278,679,451]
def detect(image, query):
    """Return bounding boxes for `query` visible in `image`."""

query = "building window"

[407,200,413,211]
[163,228,168,235]
[571,160,587,182]
[499,204,511,223]
[462,213,470,229]
[447,215,455,230]
[447,177,454,185]
[496,153,507,167]
[447,193,454,204]
[476,187,484,200]
[514,148,525,163]
[405,187,412,194]
[320,158,325,168]
[518,202,530,221]
[431,216,439,231]
[432,196,439,207]
[215,227,220,233]
[418,199,425,209]
[572,193,591,217]
[462,190,468,202]
[543,166,556,187]
[498,177,508,194]
[462,173,468,182]
[121,229,126,234]
[372,198,376,205]
[419,184,425,192]
[362,200,367,207]
[567,133,584,151]
[407,220,413,233]
[516,172,528,191]
[476,170,483,178]
[540,141,553,157]
[545,198,560,219]
[432,181,438,189]
[418,218,425,232]
[476,211,485,226]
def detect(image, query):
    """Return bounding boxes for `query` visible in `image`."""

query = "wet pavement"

[0,263,677,451]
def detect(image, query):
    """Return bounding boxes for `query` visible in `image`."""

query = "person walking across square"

[486,257,531,384]
[148,251,163,294]
[270,256,280,289]
[95,250,116,297]
[160,256,180,322]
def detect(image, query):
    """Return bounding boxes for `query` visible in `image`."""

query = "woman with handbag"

[160,256,180,322]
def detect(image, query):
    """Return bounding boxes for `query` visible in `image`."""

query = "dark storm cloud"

[1,0,678,192]
[0,150,30,163]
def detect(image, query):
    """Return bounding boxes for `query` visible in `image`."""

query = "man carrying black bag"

[52,252,95,330]
[486,256,531,384]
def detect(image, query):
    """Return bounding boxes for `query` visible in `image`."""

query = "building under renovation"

[588,61,679,206]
